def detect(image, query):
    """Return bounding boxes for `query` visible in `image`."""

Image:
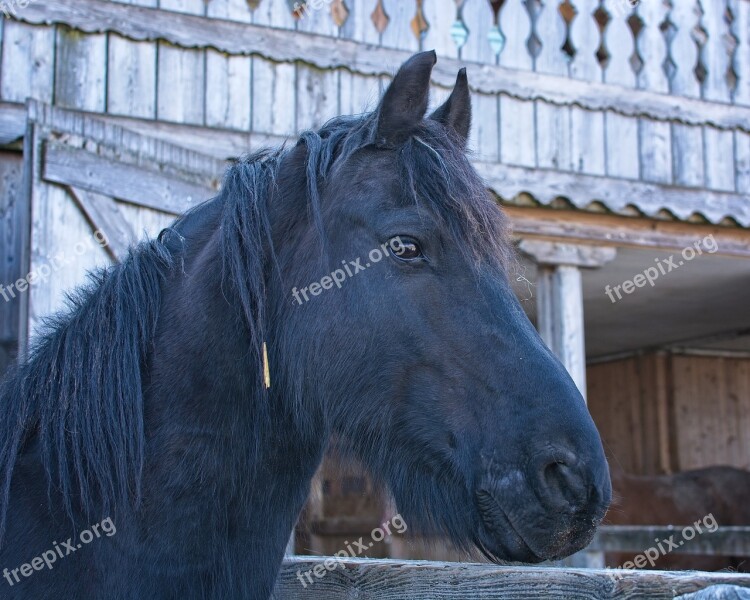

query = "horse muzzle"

[474,453,611,562]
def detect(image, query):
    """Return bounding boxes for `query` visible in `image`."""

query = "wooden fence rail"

[568,526,750,569]
[275,556,750,599]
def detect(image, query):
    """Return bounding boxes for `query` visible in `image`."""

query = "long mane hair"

[0,106,512,543]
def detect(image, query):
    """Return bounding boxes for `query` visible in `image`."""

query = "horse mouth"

[476,485,602,564]
[475,489,544,563]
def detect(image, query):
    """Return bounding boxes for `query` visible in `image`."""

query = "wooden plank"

[636,0,672,184]
[520,241,618,399]
[252,0,295,30]
[652,352,675,474]
[67,186,137,260]
[533,0,571,171]
[274,557,750,599]
[106,0,158,119]
[422,0,457,59]
[732,0,750,108]
[728,359,750,469]
[0,101,25,145]
[588,358,640,473]
[337,0,381,119]
[0,151,23,344]
[42,142,213,215]
[477,161,750,226]
[588,526,750,557]
[156,0,206,125]
[737,130,750,194]
[54,26,107,112]
[568,0,605,176]
[26,100,227,177]
[340,0,381,45]
[602,0,639,180]
[5,101,748,230]
[379,0,419,53]
[671,356,706,470]
[0,22,55,104]
[460,0,499,162]
[669,0,704,188]
[27,181,110,339]
[2,98,284,159]
[205,0,251,130]
[250,56,297,136]
[701,2,735,192]
[731,0,749,193]
[499,0,536,168]
[296,64,339,132]
[17,0,750,133]
[157,42,206,124]
[296,0,338,38]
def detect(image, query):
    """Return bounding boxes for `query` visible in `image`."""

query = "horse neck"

[143,216,325,588]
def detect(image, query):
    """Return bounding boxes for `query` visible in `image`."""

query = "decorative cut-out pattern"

[488,0,507,58]
[411,0,430,42]
[289,0,306,20]
[692,0,708,86]
[627,10,645,75]
[724,2,739,96]
[331,0,349,27]
[451,0,469,50]
[660,1,678,84]
[525,0,543,61]
[559,0,577,60]
[371,0,390,34]
[593,3,611,69]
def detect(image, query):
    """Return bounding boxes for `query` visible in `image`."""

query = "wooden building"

[0,0,748,558]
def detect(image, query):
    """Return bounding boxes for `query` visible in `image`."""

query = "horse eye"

[389,237,423,261]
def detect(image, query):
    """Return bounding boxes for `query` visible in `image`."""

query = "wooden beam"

[505,206,750,257]
[2,100,287,160]
[68,186,136,261]
[42,142,214,215]
[518,240,617,268]
[0,102,25,146]
[17,0,750,134]
[478,162,750,227]
[275,557,750,599]
[587,526,750,557]
[27,100,228,177]
[519,241,615,400]
[6,101,748,229]
[535,264,588,399]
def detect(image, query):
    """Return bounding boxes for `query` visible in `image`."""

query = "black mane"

[0,107,512,542]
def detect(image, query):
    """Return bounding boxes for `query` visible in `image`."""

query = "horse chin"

[474,491,545,564]
[474,488,599,563]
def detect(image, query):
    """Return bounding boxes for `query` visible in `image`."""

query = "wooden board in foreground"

[275,557,750,599]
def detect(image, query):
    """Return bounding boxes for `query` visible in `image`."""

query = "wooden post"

[519,241,616,401]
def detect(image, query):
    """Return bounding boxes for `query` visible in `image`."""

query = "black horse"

[0,52,610,599]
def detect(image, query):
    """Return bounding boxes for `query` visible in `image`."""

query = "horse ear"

[430,68,471,146]
[376,50,437,147]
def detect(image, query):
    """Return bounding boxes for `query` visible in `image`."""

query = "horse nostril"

[536,452,589,510]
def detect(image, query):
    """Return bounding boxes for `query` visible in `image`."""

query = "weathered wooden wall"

[588,352,750,474]
[0,151,24,377]
[0,0,749,226]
